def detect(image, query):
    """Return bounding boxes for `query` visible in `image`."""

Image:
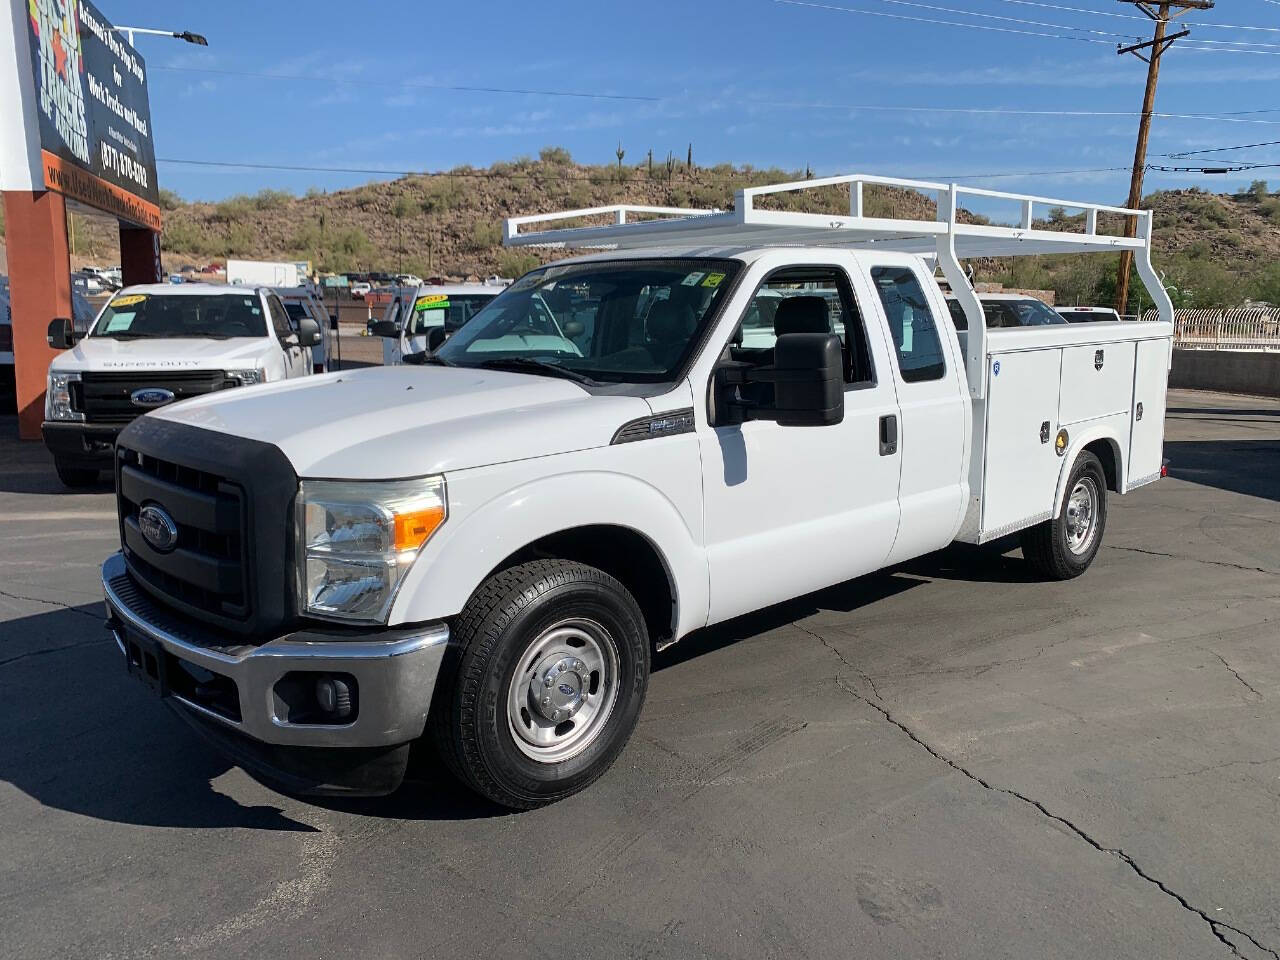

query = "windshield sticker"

[681,272,705,287]
[103,313,136,332]
[701,272,726,288]
[416,295,450,311]
[109,294,146,308]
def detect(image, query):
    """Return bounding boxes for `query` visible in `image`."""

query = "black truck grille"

[115,417,300,638]
[76,370,237,423]
[117,447,250,620]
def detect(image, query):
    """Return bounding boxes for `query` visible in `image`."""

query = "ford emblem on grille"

[131,387,175,407]
[138,503,179,553]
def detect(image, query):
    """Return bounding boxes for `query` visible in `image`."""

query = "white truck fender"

[389,470,707,640]
[1052,425,1126,515]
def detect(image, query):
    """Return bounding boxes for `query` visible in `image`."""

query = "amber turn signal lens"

[393,505,446,552]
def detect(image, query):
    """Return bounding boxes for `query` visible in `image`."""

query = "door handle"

[879,414,898,456]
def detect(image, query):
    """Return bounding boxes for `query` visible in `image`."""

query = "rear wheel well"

[491,525,676,647]
[1083,438,1120,492]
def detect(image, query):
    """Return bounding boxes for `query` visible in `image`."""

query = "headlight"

[226,367,266,386]
[296,477,447,623]
[45,372,83,421]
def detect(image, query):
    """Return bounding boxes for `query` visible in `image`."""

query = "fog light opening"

[315,675,354,719]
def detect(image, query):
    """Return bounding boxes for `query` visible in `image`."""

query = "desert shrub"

[470,221,501,250]
[420,177,463,214]
[539,146,572,165]
[157,187,184,210]
[496,250,540,278]
[252,188,292,211]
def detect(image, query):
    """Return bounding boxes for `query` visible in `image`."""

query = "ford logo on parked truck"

[130,388,175,407]
[137,504,179,553]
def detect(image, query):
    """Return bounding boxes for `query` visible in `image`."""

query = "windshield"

[90,292,267,339]
[406,293,498,335]
[435,259,740,382]
[981,299,1066,328]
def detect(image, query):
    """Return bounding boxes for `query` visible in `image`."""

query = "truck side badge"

[1094,350,1104,371]
[1040,421,1051,444]
[1136,402,1144,421]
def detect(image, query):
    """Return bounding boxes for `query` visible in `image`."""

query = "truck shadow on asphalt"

[1165,438,1280,502]
[0,602,322,832]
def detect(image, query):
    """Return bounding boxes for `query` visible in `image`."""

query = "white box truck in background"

[227,259,305,289]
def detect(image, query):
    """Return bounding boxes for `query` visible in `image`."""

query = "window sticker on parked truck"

[701,272,726,288]
[103,312,136,332]
[109,294,147,308]
[416,295,450,311]
[681,272,705,286]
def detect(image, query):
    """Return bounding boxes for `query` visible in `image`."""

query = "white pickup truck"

[99,175,1174,808]
[43,284,322,487]
[372,280,508,364]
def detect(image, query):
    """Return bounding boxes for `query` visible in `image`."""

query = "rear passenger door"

[857,254,968,562]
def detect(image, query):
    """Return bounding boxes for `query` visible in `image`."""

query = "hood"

[150,365,652,478]
[50,335,277,372]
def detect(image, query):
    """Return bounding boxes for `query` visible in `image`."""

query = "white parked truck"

[372,280,509,364]
[44,284,322,487]
[100,175,1173,808]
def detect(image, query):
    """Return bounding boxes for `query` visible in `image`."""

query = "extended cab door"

[699,257,903,625]
[856,255,968,562]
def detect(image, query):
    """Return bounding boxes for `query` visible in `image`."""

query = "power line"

[772,0,1118,43]
[1000,0,1280,32]
[841,0,1142,39]
[1165,138,1280,156]
[148,66,661,102]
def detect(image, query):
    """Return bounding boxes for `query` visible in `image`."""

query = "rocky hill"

[6,149,1280,308]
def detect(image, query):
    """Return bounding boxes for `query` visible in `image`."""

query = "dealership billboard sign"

[23,0,160,229]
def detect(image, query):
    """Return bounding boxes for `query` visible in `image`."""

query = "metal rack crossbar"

[503,173,1153,259]
[501,173,1173,401]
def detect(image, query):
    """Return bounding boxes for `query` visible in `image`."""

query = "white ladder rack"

[501,173,1173,400]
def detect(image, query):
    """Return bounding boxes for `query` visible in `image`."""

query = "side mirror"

[719,332,844,427]
[296,315,321,347]
[425,326,447,353]
[329,313,339,330]
[47,317,78,350]
[402,350,428,365]
[370,320,399,338]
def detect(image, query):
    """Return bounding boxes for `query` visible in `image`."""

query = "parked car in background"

[350,281,372,300]
[945,293,1068,330]
[1058,306,1122,323]
[73,272,105,295]
[371,281,508,364]
[0,279,96,409]
[396,274,424,287]
[275,286,337,372]
[42,284,322,487]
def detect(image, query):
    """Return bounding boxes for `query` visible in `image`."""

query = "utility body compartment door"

[980,348,1063,539]
[1127,337,1170,489]
[1058,341,1136,424]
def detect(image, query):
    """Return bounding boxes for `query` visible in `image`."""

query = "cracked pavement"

[2,388,1279,960]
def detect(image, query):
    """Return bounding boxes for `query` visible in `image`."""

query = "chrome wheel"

[1065,476,1099,555]
[506,618,620,764]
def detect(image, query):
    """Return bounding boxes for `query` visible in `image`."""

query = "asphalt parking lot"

[1,388,1277,960]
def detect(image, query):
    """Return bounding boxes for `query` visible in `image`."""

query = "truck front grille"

[116,446,251,622]
[78,370,236,423]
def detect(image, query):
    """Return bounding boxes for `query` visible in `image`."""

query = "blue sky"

[110,0,1280,211]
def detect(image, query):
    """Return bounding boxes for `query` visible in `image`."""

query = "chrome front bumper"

[102,552,449,750]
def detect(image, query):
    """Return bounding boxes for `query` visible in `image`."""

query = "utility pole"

[1113,0,1213,316]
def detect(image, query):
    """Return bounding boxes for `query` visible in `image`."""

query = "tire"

[430,559,650,809]
[55,461,99,488]
[1021,450,1107,580]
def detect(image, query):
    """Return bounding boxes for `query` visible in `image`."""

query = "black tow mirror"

[47,317,78,350]
[402,350,428,365]
[370,320,399,338]
[719,332,844,427]
[425,326,447,353]
[296,315,322,347]
[329,313,339,330]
